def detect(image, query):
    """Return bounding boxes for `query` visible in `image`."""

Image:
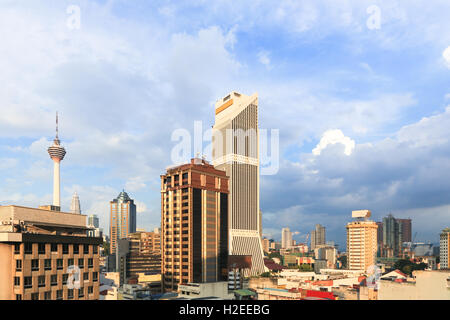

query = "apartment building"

[0,205,102,300]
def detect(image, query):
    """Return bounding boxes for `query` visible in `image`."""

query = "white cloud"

[312,129,355,156]
[443,46,450,69]
[257,50,271,67]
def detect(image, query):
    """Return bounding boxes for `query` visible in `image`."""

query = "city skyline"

[1,2,450,249]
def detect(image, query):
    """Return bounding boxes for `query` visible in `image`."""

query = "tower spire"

[48,112,66,209]
[56,111,59,140]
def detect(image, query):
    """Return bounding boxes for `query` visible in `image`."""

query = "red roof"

[264,259,285,271]
[393,269,407,278]
[305,290,335,300]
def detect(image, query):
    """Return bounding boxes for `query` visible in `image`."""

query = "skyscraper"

[70,192,81,214]
[347,210,378,271]
[212,91,266,276]
[47,112,66,210]
[281,228,292,249]
[397,218,412,243]
[110,191,136,255]
[161,158,229,292]
[311,224,326,251]
[440,228,450,269]
[88,214,99,228]
[383,214,403,257]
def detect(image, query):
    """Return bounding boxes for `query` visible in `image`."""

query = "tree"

[393,259,428,276]
[298,264,313,272]
[338,255,347,269]
[260,272,271,278]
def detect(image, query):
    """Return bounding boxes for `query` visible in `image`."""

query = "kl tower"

[47,112,66,210]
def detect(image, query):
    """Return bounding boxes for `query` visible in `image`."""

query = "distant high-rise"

[347,210,378,271]
[47,112,66,209]
[311,224,326,251]
[383,214,403,257]
[70,192,81,214]
[397,218,412,243]
[281,228,292,249]
[440,228,450,269]
[161,158,229,292]
[88,214,99,228]
[110,191,136,255]
[212,91,266,276]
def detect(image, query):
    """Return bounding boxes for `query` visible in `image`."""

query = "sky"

[1,0,450,249]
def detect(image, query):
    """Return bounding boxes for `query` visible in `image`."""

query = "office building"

[0,205,102,300]
[346,210,378,271]
[88,214,99,228]
[383,214,403,257]
[161,158,229,292]
[110,191,136,255]
[376,222,383,248]
[212,91,266,276]
[311,224,326,251]
[262,238,270,253]
[281,228,292,249]
[397,218,412,243]
[47,112,66,210]
[126,231,161,279]
[440,228,450,269]
[70,192,81,214]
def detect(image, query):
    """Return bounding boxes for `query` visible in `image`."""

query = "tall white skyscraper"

[282,227,292,249]
[212,91,266,275]
[47,112,66,209]
[70,191,81,214]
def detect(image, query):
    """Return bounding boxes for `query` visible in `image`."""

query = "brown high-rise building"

[397,218,412,243]
[126,231,161,278]
[110,191,136,255]
[161,158,229,292]
[0,205,102,300]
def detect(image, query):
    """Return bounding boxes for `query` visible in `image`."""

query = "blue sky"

[1,0,450,249]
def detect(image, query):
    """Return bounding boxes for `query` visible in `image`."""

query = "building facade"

[440,228,450,269]
[311,224,326,251]
[281,228,292,249]
[126,231,161,280]
[383,214,403,257]
[161,158,229,292]
[110,191,136,255]
[0,205,102,300]
[212,91,266,276]
[347,211,378,271]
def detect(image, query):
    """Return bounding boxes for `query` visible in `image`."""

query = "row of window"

[16,258,94,272]
[15,243,98,255]
[16,286,95,300]
[16,272,98,288]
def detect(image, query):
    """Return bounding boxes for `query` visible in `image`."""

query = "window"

[62,274,68,285]
[31,293,39,300]
[62,244,69,254]
[16,294,22,300]
[57,259,63,270]
[51,275,57,286]
[68,289,74,299]
[93,245,98,254]
[78,288,84,298]
[24,243,33,254]
[56,290,63,300]
[68,258,74,267]
[44,259,52,271]
[38,243,46,254]
[51,243,58,252]
[78,258,84,269]
[93,272,98,282]
[44,292,51,300]
[24,277,32,289]
[88,286,93,294]
[16,259,22,271]
[14,277,20,286]
[31,259,39,271]
[88,258,93,268]
[83,245,89,254]
[38,275,45,288]
[83,272,89,281]
[14,244,20,254]
[73,245,79,254]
